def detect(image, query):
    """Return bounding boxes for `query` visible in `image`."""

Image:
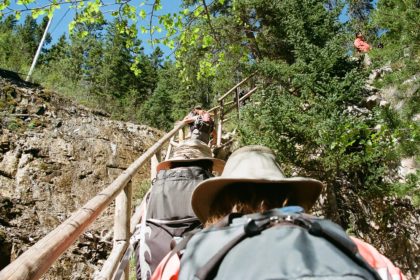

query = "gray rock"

[0,76,163,278]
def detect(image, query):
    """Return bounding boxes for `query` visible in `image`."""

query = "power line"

[50,8,70,35]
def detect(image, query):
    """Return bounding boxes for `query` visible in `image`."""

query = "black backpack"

[134,166,213,280]
[191,115,214,135]
[178,207,382,280]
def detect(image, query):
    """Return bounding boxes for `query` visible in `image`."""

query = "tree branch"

[201,0,220,46]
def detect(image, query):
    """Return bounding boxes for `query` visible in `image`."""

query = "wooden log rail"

[217,73,256,102]
[208,72,258,146]
[0,121,187,280]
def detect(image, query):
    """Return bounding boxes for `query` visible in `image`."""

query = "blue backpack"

[178,207,382,280]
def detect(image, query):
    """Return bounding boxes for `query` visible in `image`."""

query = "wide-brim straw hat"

[191,145,324,223]
[156,139,225,174]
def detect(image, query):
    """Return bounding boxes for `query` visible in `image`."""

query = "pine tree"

[138,62,180,130]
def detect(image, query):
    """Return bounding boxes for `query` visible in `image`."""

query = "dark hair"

[206,183,290,227]
[355,31,362,38]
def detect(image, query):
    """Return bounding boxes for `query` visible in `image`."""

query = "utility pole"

[25,15,53,82]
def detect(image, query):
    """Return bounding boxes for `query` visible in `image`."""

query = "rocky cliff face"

[0,75,163,279]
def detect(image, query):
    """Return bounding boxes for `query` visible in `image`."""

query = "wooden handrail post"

[178,123,185,142]
[165,136,174,160]
[150,150,161,180]
[114,182,132,280]
[95,181,132,280]
[217,101,224,146]
[235,87,240,120]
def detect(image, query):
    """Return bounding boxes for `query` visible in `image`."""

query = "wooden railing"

[209,73,258,146]
[0,74,259,280]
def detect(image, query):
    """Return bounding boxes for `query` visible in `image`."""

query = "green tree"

[16,16,51,58]
[0,15,51,74]
[39,35,70,86]
[346,0,375,33]
[98,18,158,119]
[0,15,19,71]
[138,62,181,130]
[369,0,420,183]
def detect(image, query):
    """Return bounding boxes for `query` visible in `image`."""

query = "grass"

[132,179,151,206]
[129,256,137,280]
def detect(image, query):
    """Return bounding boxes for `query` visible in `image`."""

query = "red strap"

[351,237,406,280]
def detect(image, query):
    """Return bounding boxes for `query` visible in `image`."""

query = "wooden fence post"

[235,87,240,120]
[114,182,132,280]
[150,150,161,180]
[178,124,185,142]
[217,101,224,146]
[165,136,175,160]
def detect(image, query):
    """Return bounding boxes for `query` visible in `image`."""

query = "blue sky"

[9,0,378,56]
[9,0,182,55]
[52,0,182,55]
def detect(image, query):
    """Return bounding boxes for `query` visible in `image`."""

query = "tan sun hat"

[156,139,225,174]
[191,145,324,223]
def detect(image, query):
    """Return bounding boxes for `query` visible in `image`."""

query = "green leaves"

[202,35,213,48]
[16,0,34,5]
[182,8,189,16]
[122,4,136,20]
[154,0,162,11]
[0,0,10,11]
[139,9,146,19]
[32,8,46,19]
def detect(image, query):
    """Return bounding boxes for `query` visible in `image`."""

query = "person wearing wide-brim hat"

[150,145,406,280]
[191,145,324,224]
[156,139,225,174]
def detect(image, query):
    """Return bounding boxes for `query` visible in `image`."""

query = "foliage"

[137,62,179,130]
[345,0,376,38]
[0,0,185,75]
[391,173,420,207]
[133,179,151,202]
[370,0,420,80]
[31,18,159,122]
[219,0,418,202]
[0,15,51,74]
[368,0,420,186]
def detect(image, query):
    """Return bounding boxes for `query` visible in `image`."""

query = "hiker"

[354,32,372,66]
[354,32,371,53]
[183,105,216,145]
[151,145,406,280]
[133,139,225,280]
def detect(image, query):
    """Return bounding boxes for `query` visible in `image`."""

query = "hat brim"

[192,177,323,223]
[156,157,225,174]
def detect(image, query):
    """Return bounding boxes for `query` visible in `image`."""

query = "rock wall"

[0,76,163,279]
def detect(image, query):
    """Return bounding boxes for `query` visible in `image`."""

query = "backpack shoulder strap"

[195,212,273,280]
[304,217,382,280]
